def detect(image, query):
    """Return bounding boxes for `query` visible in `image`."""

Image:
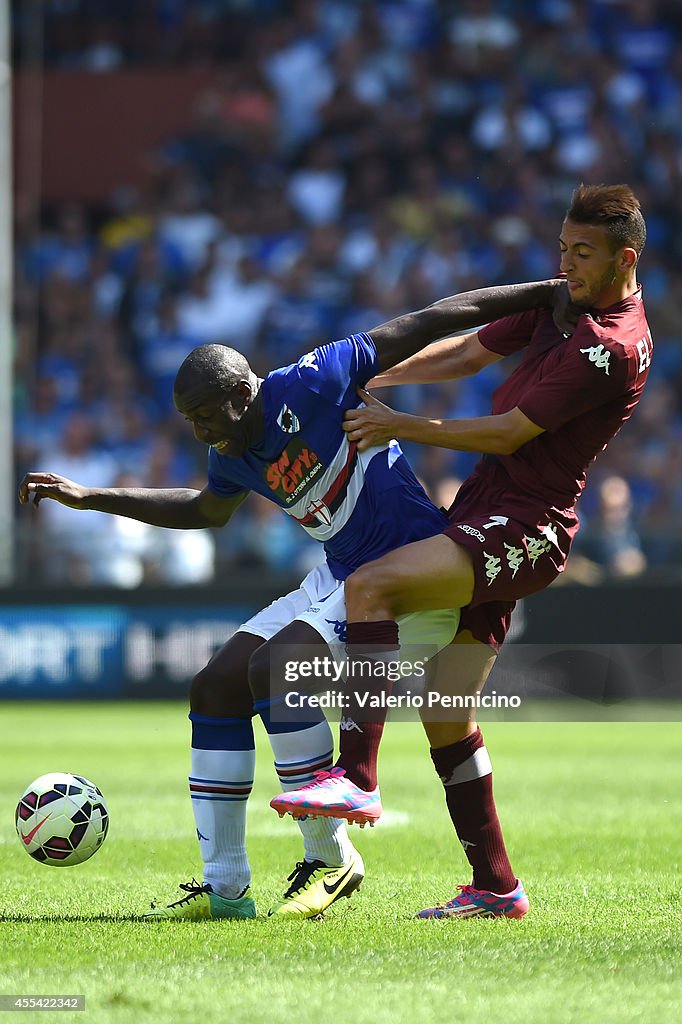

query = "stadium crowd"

[12,0,682,585]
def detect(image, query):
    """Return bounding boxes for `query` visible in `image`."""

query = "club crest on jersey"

[580,343,611,375]
[305,499,333,527]
[277,404,301,434]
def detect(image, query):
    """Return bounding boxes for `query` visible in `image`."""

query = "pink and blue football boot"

[416,880,529,919]
[270,767,383,827]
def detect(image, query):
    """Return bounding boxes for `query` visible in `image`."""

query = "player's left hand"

[343,388,400,451]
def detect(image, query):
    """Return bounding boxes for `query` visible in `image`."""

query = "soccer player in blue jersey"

[20,278,566,920]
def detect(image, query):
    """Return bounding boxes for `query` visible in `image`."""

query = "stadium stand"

[12,0,682,584]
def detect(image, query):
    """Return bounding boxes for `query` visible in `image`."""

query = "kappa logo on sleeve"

[579,343,611,375]
[298,352,319,371]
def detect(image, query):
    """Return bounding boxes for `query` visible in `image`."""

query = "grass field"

[1,703,680,1024]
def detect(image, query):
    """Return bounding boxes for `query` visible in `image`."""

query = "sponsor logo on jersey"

[457,524,486,543]
[580,343,611,374]
[264,435,324,504]
[276,404,301,434]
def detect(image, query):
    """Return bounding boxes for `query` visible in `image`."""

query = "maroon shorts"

[444,477,578,650]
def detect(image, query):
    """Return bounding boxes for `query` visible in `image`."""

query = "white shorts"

[239,562,459,658]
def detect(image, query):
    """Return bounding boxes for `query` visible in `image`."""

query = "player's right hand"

[18,472,90,510]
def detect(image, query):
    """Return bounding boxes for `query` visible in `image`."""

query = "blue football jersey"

[207,333,448,579]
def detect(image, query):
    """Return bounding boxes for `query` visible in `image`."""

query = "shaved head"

[174,344,254,404]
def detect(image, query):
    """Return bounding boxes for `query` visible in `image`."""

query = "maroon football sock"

[336,620,399,791]
[430,727,517,894]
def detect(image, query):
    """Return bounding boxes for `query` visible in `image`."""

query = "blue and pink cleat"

[270,767,383,827]
[416,879,529,919]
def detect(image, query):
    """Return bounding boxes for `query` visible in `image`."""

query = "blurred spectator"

[579,476,647,578]
[97,472,154,589]
[146,476,216,584]
[176,254,277,350]
[32,414,119,585]
[158,175,222,272]
[261,256,333,365]
[262,15,335,148]
[160,90,244,189]
[287,140,347,225]
[22,203,94,286]
[99,187,154,252]
[14,376,71,469]
[137,292,200,413]
[218,493,317,575]
[470,89,553,155]
[149,526,216,584]
[448,0,520,60]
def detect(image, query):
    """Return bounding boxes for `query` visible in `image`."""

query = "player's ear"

[619,246,638,271]
[230,379,253,415]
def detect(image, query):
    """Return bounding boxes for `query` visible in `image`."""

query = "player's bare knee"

[426,720,477,748]
[190,663,252,717]
[247,643,272,702]
[189,664,218,714]
[345,563,398,617]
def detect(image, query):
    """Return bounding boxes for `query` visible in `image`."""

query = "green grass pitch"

[1,702,680,1024]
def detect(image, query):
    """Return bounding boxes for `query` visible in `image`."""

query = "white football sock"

[190,746,254,899]
[268,720,354,867]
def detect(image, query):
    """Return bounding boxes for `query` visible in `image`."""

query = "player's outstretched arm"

[369,332,499,387]
[369,279,565,372]
[18,473,247,529]
[343,391,543,455]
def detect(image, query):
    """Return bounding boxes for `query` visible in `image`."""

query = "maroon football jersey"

[472,288,652,521]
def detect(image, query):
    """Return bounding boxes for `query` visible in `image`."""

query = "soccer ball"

[15,772,109,867]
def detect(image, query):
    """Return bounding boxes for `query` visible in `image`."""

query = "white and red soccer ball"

[15,772,109,866]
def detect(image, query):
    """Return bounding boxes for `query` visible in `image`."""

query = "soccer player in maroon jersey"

[272,183,652,919]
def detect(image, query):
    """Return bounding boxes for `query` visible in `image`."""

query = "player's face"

[175,383,251,456]
[559,220,623,309]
